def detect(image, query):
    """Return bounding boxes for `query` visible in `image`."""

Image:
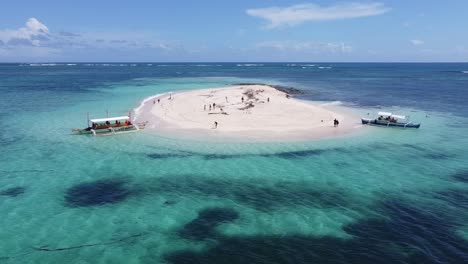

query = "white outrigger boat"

[72,115,147,136]
[362,112,421,128]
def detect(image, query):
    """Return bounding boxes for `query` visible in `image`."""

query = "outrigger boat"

[362,112,420,128]
[72,115,147,136]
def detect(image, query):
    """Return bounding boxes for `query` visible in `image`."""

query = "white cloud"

[0,18,184,61]
[255,40,352,54]
[410,39,424,46]
[246,2,390,28]
[0,18,50,46]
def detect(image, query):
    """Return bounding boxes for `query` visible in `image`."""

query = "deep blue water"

[1,63,468,264]
[1,63,468,115]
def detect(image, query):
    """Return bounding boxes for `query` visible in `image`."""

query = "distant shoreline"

[134,84,363,141]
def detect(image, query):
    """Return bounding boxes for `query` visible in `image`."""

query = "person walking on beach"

[158,99,160,103]
[214,121,218,129]
[213,103,216,108]
[267,97,270,102]
[225,96,228,102]
[241,97,244,103]
[209,105,212,111]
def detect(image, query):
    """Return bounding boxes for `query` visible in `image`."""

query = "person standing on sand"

[267,97,270,102]
[241,97,244,103]
[158,99,160,103]
[214,121,218,129]
[334,119,340,127]
[153,100,155,104]
[213,103,216,108]
[204,105,206,111]
[225,96,228,102]
[209,105,212,111]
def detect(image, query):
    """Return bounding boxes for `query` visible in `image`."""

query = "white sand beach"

[135,85,361,140]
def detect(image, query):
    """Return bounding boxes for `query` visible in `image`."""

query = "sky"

[1,0,467,62]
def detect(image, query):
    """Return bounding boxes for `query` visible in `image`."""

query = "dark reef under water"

[0,186,25,197]
[178,207,239,241]
[146,148,342,161]
[147,175,349,211]
[165,200,468,264]
[64,179,132,207]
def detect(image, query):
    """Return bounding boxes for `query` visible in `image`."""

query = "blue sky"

[1,0,467,62]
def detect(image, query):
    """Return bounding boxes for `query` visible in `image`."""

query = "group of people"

[334,118,340,127]
[378,115,396,122]
[204,102,217,111]
[91,119,132,129]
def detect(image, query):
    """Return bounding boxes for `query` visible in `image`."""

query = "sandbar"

[134,85,362,141]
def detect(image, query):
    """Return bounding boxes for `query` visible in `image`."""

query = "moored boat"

[361,112,420,128]
[72,115,147,136]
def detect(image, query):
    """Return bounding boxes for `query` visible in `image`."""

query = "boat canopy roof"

[90,116,129,123]
[378,112,392,116]
[377,112,407,119]
[391,114,406,119]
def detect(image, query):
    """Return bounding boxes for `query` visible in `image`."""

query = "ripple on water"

[453,170,468,183]
[147,175,349,211]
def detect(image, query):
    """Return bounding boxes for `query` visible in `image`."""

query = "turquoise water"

[1,63,468,263]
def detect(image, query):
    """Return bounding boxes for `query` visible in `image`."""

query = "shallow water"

[1,63,468,263]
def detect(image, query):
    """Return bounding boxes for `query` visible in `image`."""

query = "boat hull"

[361,118,420,128]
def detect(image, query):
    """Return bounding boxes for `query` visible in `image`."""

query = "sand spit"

[134,85,362,141]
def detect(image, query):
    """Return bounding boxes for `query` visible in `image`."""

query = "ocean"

[1,63,467,263]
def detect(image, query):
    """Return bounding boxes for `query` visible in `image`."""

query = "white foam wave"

[194,64,223,67]
[29,63,58,66]
[286,64,316,67]
[319,101,343,106]
[133,93,167,120]
[318,66,332,69]
[462,71,468,74]
[236,64,264,67]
